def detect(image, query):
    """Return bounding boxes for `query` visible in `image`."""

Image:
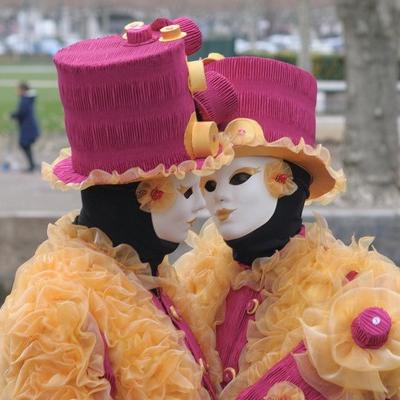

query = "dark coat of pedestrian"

[11,82,40,172]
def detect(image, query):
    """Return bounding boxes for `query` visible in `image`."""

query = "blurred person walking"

[10,82,40,172]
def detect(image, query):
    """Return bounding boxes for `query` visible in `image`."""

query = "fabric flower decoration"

[264,160,298,198]
[300,271,400,400]
[264,381,305,400]
[224,118,266,146]
[135,178,176,213]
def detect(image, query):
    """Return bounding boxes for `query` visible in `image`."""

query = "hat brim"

[233,141,346,204]
[224,118,346,204]
[42,135,234,191]
[235,145,339,199]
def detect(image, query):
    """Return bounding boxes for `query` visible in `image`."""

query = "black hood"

[225,162,311,266]
[76,182,178,275]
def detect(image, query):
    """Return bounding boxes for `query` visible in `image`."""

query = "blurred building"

[0,0,342,56]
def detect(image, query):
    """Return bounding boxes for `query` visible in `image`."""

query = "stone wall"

[0,216,52,299]
[303,209,400,265]
[1,210,399,304]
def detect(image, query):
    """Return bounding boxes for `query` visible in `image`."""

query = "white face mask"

[151,174,206,243]
[201,156,279,241]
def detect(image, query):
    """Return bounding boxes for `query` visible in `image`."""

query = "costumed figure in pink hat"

[176,56,400,400]
[0,19,238,399]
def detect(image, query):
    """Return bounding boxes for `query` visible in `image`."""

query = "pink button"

[223,367,236,384]
[346,270,358,281]
[127,25,153,45]
[246,298,259,315]
[351,307,392,349]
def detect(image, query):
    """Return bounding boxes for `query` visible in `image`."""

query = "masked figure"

[0,19,238,400]
[176,57,400,400]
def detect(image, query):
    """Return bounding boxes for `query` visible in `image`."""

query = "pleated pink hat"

[43,18,237,191]
[205,56,345,203]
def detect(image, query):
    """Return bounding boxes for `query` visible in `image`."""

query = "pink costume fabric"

[206,56,317,145]
[236,342,325,400]
[216,229,306,389]
[152,292,217,399]
[216,283,262,387]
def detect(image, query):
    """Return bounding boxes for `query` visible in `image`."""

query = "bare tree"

[297,0,311,71]
[336,0,400,206]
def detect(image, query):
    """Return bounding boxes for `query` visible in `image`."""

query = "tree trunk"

[297,0,311,71]
[336,0,400,206]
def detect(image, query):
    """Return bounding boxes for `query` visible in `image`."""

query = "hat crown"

[206,57,317,146]
[54,33,195,176]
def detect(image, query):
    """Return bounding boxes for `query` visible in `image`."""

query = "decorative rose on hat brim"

[224,118,346,204]
[265,159,298,199]
[299,271,400,399]
[136,178,176,213]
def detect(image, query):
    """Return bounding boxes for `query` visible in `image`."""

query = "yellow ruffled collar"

[177,216,385,399]
[227,215,343,293]
[50,210,209,303]
[51,211,151,273]
[3,212,208,399]
[48,211,185,292]
[50,212,219,389]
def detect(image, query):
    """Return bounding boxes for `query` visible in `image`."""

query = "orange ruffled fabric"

[0,212,208,400]
[41,132,234,191]
[174,220,242,387]
[175,216,398,400]
[129,255,224,392]
[264,381,305,400]
[300,271,400,400]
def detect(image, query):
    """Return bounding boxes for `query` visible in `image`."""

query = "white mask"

[151,174,206,243]
[201,156,279,241]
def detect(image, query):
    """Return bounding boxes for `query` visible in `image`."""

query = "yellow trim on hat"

[224,118,346,204]
[41,125,234,192]
[187,60,207,93]
[159,24,187,42]
[202,52,225,65]
[184,113,219,159]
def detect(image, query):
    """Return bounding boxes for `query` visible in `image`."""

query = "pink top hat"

[43,19,237,191]
[205,56,346,203]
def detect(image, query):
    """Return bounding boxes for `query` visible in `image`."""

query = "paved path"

[0,170,80,216]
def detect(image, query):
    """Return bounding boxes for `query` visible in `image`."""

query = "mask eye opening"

[229,167,260,186]
[204,180,217,192]
[229,172,250,185]
[183,187,193,199]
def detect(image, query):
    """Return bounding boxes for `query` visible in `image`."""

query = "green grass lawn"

[0,54,53,65]
[0,72,57,81]
[0,75,64,136]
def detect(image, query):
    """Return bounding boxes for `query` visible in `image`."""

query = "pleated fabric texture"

[54,35,193,178]
[206,56,317,144]
[0,213,209,399]
[175,218,400,400]
[204,56,346,204]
